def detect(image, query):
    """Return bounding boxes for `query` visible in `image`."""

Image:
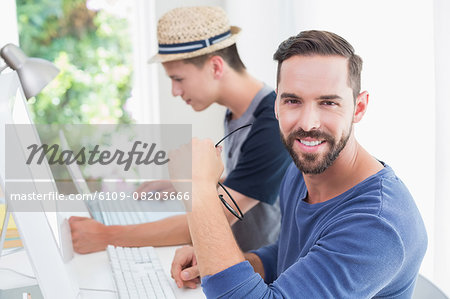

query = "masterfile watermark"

[9,190,190,201]
[5,124,192,212]
[26,141,170,171]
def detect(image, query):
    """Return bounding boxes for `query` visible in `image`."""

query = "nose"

[297,103,320,132]
[171,81,183,97]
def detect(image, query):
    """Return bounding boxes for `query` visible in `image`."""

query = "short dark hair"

[183,43,246,73]
[274,30,363,99]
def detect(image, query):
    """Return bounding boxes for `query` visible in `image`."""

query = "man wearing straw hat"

[69,6,291,254]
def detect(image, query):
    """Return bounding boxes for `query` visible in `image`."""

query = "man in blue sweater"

[169,30,428,298]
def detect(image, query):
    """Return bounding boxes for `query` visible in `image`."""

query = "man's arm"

[69,214,190,253]
[170,247,265,289]
[167,139,245,277]
[188,181,245,277]
[199,213,406,298]
[69,188,258,254]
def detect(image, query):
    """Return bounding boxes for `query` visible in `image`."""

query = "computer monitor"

[0,71,80,298]
[58,130,91,195]
[0,70,30,255]
[0,70,65,249]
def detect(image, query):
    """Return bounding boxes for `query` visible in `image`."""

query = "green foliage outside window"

[16,0,133,124]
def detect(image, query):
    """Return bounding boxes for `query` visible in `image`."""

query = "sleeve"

[251,242,279,284]
[201,215,406,298]
[223,104,291,205]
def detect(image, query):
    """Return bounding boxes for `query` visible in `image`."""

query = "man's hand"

[168,138,223,197]
[69,216,109,254]
[190,139,223,184]
[171,245,200,289]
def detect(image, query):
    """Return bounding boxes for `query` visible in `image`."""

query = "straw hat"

[149,6,241,63]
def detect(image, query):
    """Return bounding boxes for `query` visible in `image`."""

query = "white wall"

[0,0,19,50]
[129,0,160,125]
[433,0,450,293]
[225,1,286,89]
[1,1,18,199]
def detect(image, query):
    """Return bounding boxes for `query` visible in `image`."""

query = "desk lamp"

[0,43,59,99]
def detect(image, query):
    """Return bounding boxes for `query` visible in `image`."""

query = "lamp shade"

[0,43,59,99]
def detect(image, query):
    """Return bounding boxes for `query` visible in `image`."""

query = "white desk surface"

[0,245,205,299]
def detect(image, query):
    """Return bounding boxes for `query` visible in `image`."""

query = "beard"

[281,125,352,174]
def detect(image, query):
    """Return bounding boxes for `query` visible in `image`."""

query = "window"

[16,0,135,124]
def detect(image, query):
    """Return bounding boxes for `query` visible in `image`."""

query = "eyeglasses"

[214,123,252,221]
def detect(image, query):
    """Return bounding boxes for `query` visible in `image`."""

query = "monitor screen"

[0,71,61,247]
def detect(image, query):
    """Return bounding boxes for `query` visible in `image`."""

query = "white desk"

[0,245,205,298]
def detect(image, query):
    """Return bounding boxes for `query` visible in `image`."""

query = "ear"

[209,55,225,79]
[274,88,279,120]
[353,91,369,123]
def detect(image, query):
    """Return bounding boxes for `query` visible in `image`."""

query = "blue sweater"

[202,163,427,298]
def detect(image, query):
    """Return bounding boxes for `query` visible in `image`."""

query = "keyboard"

[88,198,183,226]
[107,245,176,299]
